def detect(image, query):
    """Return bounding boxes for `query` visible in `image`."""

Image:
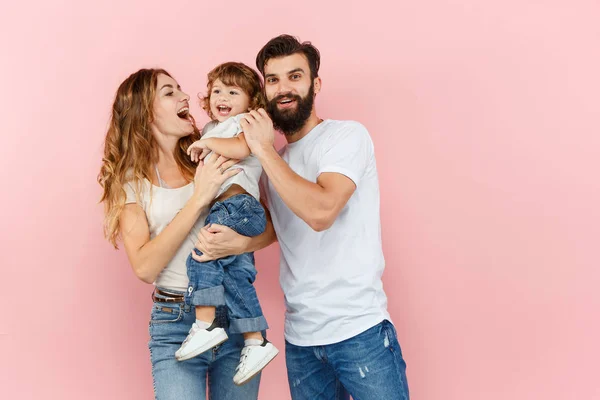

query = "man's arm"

[241,109,360,232]
[254,146,355,231]
[191,201,277,262]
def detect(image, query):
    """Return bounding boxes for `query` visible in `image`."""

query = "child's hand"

[187,140,211,163]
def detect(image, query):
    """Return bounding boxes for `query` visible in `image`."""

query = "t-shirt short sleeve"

[317,122,374,187]
[202,121,218,136]
[201,115,243,139]
[259,171,270,202]
[232,113,245,136]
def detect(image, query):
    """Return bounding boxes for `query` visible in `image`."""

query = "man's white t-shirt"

[264,119,390,346]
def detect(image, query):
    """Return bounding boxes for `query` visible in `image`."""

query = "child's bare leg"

[243,331,263,341]
[176,305,227,361]
[195,305,216,323]
[234,331,279,385]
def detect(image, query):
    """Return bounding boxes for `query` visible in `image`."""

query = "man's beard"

[266,82,314,136]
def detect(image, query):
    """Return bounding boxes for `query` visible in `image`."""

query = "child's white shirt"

[201,113,262,201]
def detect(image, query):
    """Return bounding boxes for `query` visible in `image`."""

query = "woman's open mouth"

[177,107,190,120]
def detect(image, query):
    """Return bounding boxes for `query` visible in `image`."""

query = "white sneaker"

[175,321,228,361]
[233,339,279,386]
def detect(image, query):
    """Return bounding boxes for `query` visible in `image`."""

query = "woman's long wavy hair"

[98,68,200,248]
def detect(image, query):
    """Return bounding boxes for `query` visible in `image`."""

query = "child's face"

[209,79,251,122]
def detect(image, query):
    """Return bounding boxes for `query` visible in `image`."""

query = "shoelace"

[181,323,200,346]
[236,346,251,372]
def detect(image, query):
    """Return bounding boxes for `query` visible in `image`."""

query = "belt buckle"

[152,289,184,303]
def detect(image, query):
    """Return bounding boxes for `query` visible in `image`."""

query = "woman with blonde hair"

[98,68,275,399]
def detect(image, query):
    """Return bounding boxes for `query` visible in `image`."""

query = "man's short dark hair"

[256,34,321,79]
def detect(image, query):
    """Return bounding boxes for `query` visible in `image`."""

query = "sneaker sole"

[176,333,229,362]
[234,347,279,386]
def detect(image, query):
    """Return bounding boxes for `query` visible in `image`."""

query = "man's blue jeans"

[186,194,269,334]
[285,320,409,400]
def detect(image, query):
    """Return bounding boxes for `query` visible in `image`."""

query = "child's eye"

[212,89,220,94]
[230,91,238,95]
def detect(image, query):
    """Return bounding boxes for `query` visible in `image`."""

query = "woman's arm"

[121,155,241,283]
[121,195,206,283]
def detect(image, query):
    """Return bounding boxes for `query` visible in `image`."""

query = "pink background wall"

[1,0,599,399]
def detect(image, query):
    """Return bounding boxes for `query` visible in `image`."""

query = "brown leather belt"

[152,288,185,303]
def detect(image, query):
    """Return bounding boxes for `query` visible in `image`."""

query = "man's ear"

[314,77,322,96]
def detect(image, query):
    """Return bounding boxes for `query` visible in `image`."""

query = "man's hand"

[240,109,275,157]
[192,223,251,262]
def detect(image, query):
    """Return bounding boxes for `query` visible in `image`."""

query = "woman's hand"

[192,153,240,208]
[191,223,251,262]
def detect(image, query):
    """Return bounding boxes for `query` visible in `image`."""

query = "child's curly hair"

[201,62,266,120]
